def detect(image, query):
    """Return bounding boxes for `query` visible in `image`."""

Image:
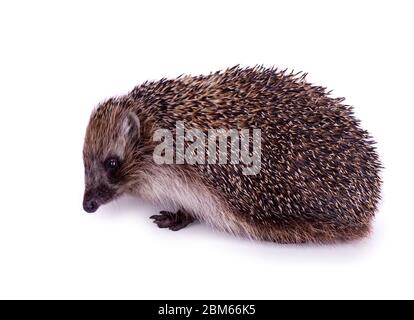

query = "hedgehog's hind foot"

[150,210,195,231]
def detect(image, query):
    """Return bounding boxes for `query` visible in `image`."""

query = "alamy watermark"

[153,121,262,175]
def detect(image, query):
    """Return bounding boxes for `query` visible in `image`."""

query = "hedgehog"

[82,66,382,244]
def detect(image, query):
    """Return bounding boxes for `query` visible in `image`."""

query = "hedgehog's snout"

[83,184,116,213]
[83,189,102,213]
[83,198,99,213]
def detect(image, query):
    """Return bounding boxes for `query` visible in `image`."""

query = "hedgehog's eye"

[104,157,120,172]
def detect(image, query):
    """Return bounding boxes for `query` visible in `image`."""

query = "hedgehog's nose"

[83,199,99,213]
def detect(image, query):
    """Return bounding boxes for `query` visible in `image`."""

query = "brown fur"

[83,66,382,244]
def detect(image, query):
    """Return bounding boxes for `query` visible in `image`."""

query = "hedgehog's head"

[82,98,143,213]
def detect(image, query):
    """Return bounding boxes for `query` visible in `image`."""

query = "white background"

[0,0,413,299]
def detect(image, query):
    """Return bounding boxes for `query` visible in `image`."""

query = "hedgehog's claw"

[150,210,195,231]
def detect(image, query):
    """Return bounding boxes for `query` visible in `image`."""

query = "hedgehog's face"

[82,105,141,213]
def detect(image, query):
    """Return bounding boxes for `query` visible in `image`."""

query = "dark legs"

[150,210,196,231]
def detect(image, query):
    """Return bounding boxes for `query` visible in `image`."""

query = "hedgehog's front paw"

[150,210,195,231]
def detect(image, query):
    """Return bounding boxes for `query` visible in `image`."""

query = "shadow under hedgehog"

[82,66,382,244]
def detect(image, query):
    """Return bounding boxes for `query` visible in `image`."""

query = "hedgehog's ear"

[122,111,141,141]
